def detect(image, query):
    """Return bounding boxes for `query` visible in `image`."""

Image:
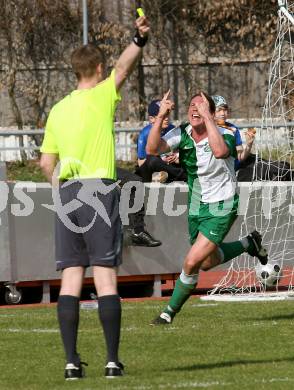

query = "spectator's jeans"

[136,155,187,183]
[117,167,145,233]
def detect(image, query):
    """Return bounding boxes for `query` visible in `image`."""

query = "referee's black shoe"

[247,230,268,265]
[105,362,124,378]
[130,230,162,247]
[64,362,88,380]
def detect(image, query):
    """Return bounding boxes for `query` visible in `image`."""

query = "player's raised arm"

[115,14,149,91]
[197,93,229,159]
[146,91,173,155]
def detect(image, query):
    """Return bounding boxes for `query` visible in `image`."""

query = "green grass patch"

[6,160,137,182]
[260,147,294,166]
[6,161,47,182]
[1,298,294,389]
[116,159,137,172]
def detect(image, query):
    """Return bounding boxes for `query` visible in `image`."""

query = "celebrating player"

[146,91,268,325]
[40,15,149,379]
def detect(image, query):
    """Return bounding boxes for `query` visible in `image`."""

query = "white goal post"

[203,0,294,302]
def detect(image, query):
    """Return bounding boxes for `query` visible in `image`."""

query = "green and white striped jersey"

[163,123,237,203]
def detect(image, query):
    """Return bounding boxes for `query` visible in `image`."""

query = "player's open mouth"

[192,114,200,118]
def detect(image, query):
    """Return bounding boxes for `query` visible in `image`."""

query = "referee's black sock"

[98,294,121,364]
[57,295,80,366]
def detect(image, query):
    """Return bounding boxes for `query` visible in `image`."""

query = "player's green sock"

[218,241,245,263]
[164,273,197,316]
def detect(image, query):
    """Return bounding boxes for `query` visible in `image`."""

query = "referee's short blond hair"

[71,44,105,80]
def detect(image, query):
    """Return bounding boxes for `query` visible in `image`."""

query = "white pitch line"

[159,381,228,388]
[122,304,167,310]
[0,327,143,334]
[0,328,98,334]
[257,377,294,384]
[3,328,59,333]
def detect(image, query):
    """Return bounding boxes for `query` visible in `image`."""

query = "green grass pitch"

[1,297,294,389]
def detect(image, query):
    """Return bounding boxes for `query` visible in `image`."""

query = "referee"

[40,15,149,380]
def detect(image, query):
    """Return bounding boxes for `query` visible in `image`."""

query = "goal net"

[207,0,294,298]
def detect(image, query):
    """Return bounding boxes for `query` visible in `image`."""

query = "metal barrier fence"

[0,122,293,162]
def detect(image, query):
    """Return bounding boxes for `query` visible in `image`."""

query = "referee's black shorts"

[54,178,122,271]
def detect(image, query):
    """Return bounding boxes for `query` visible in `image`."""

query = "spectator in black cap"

[136,99,186,182]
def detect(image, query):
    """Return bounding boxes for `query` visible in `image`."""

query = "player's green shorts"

[188,195,239,245]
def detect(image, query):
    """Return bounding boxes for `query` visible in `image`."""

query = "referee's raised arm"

[114,15,149,91]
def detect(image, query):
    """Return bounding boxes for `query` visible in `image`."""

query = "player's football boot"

[105,361,124,378]
[64,361,88,380]
[246,230,268,265]
[150,311,173,325]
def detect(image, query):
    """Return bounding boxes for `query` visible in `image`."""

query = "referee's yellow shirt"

[41,70,121,180]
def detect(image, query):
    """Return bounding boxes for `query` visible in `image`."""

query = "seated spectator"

[212,95,256,171]
[117,167,161,247]
[136,99,186,182]
[212,96,294,182]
